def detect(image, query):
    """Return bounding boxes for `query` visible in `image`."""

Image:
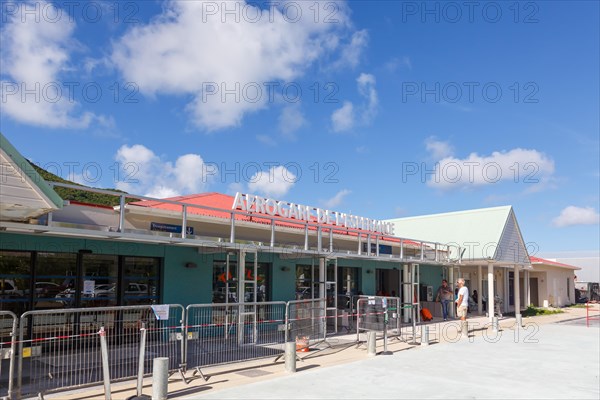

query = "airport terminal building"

[0,134,577,328]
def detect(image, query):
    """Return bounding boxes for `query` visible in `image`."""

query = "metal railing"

[16,304,184,399]
[38,182,459,263]
[355,297,402,342]
[0,311,17,399]
[286,299,327,350]
[185,302,287,377]
[0,296,439,398]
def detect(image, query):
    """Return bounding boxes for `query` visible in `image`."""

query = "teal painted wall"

[162,246,213,305]
[420,264,444,287]
[0,232,411,305]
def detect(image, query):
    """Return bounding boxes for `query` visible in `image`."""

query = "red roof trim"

[129,193,427,247]
[529,256,580,269]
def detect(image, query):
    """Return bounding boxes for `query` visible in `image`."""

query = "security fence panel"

[17,304,184,399]
[356,296,401,342]
[0,311,17,399]
[185,302,286,373]
[286,299,326,350]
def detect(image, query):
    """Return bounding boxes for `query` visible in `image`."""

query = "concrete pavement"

[186,318,599,399]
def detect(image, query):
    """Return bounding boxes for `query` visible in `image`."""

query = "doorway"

[375,268,399,297]
[529,277,539,306]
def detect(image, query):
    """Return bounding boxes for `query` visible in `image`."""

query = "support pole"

[367,331,376,356]
[524,270,531,307]
[461,321,468,338]
[488,264,495,322]
[99,327,111,400]
[477,265,483,315]
[152,358,169,400]
[136,323,147,397]
[421,325,429,346]
[514,264,521,322]
[285,341,296,373]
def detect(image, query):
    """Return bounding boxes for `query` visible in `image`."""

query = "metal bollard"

[367,331,377,356]
[421,325,429,346]
[99,327,111,400]
[492,316,499,332]
[461,321,468,338]
[137,323,147,397]
[285,341,296,373]
[515,313,523,327]
[152,357,169,400]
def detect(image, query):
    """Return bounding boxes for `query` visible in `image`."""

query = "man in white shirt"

[455,278,469,321]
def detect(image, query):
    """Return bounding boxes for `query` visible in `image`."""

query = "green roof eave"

[0,132,63,209]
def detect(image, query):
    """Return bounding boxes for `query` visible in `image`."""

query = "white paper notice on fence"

[83,280,95,295]
[151,305,170,320]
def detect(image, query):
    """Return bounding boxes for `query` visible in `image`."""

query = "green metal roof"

[386,206,530,265]
[0,132,63,220]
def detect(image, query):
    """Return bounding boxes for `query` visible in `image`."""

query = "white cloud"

[256,134,277,147]
[278,105,306,139]
[426,147,555,190]
[331,72,378,132]
[111,1,359,131]
[553,206,600,227]
[114,144,209,198]
[331,101,355,132]
[384,56,412,72]
[322,189,351,209]
[425,137,454,159]
[357,73,378,122]
[0,0,107,129]
[334,29,369,69]
[248,165,296,197]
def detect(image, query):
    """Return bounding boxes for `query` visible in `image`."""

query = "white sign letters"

[233,192,395,235]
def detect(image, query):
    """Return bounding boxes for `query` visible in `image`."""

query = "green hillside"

[30,162,131,207]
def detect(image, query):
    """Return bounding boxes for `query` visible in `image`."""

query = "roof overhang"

[0,133,63,221]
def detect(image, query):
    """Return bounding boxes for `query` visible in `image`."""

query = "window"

[122,257,160,306]
[338,267,359,296]
[296,264,318,300]
[0,250,161,313]
[0,251,31,315]
[36,252,78,310]
[212,261,271,303]
[81,255,118,308]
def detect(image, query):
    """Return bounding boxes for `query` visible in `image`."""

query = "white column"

[524,270,530,307]
[319,258,326,299]
[514,265,520,315]
[504,269,510,314]
[488,264,494,322]
[449,267,455,318]
[238,250,246,303]
[477,265,483,315]
[238,250,246,345]
[402,264,410,323]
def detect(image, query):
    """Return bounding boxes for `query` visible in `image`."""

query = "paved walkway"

[51,306,600,400]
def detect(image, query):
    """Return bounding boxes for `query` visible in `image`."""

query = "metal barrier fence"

[17,304,184,399]
[355,296,402,343]
[2,300,329,397]
[286,299,326,350]
[185,302,287,376]
[0,311,17,399]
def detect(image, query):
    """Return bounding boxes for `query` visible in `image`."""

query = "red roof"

[529,256,581,270]
[129,193,419,246]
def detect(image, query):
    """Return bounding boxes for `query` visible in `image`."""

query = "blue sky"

[1,0,598,255]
